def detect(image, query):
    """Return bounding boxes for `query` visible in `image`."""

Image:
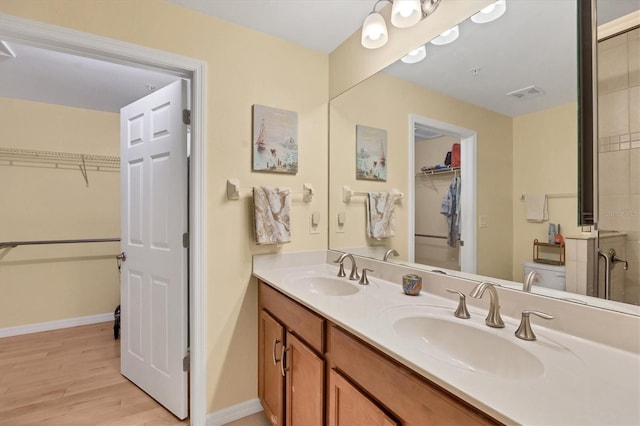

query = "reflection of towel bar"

[226,178,314,202]
[343,185,404,204]
[519,193,576,200]
[414,233,447,240]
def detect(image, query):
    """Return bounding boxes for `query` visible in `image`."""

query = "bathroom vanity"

[254,251,640,425]
[258,280,495,425]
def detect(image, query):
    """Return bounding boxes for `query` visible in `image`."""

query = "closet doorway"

[0,14,206,425]
[408,114,477,274]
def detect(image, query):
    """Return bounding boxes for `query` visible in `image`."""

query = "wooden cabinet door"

[328,369,398,426]
[259,310,285,426]
[285,332,324,426]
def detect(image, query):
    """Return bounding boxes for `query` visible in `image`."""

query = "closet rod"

[0,238,120,249]
[415,233,447,240]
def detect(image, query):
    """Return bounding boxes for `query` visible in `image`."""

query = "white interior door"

[120,79,189,419]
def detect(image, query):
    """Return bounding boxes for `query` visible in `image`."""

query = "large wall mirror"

[328,0,640,315]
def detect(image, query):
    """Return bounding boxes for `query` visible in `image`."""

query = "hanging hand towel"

[366,192,399,240]
[253,186,291,245]
[524,193,548,222]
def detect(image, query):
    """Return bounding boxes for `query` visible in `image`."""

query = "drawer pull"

[272,338,281,365]
[280,345,289,377]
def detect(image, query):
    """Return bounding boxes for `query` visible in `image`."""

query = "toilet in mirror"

[328,0,640,314]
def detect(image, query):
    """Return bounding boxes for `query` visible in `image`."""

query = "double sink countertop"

[253,251,640,426]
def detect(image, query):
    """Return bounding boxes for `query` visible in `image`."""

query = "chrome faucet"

[469,281,504,328]
[333,253,359,281]
[383,248,399,262]
[610,249,629,271]
[523,270,540,292]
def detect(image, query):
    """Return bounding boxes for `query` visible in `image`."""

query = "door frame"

[0,14,207,425]
[408,114,477,274]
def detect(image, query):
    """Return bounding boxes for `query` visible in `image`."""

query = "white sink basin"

[379,305,545,379]
[393,315,544,378]
[307,276,359,296]
[287,273,360,296]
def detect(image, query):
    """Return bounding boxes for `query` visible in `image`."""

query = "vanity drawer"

[259,281,325,353]
[328,325,499,425]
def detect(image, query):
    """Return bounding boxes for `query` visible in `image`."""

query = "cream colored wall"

[0,97,120,328]
[0,0,328,414]
[329,72,513,279]
[511,103,579,282]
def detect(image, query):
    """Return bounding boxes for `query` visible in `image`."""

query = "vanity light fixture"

[401,45,426,63]
[471,0,507,24]
[391,0,422,28]
[361,0,390,49]
[430,25,459,46]
[361,0,441,49]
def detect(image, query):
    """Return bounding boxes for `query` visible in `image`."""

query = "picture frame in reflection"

[356,124,387,181]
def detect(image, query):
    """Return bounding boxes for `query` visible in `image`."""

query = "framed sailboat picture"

[252,104,298,174]
[356,125,387,181]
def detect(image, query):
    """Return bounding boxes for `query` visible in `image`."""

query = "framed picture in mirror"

[356,124,387,181]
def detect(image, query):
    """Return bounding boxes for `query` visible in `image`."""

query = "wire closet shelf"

[0,147,120,186]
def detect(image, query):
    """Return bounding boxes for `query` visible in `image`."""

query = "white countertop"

[253,251,640,426]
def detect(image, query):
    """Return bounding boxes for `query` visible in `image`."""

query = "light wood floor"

[0,322,188,425]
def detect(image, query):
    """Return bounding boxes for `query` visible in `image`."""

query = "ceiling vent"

[506,85,544,100]
[414,124,443,140]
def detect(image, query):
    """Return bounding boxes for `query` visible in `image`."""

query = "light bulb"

[391,0,422,28]
[401,45,427,64]
[430,25,459,46]
[361,12,389,49]
[471,0,506,24]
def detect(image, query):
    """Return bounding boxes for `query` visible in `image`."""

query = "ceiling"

[0,0,637,114]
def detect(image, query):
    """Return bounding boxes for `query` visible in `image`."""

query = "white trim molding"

[206,399,264,426]
[0,13,207,426]
[0,312,114,338]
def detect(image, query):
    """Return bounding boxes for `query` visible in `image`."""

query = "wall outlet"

[479,215,489,228]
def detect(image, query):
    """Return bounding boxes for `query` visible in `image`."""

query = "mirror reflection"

[328,0,640,314]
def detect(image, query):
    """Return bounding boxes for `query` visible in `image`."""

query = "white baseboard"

[0,312,114,338]
[206,398,263,426]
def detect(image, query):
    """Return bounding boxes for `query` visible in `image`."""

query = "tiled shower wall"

[598,27,640,305]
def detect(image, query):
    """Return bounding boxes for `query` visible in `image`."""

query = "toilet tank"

[523,261,566,291]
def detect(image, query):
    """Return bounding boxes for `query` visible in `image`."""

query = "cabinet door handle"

[272,338,281,365]
[280,345,289,377]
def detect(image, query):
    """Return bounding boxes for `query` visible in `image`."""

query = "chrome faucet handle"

[333,258,346,277]
[359,268,374,285]
[515,310,554,341]
[446,289,470,319]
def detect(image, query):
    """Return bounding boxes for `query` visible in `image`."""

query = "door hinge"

[183,349,190,372]
[183,109,191,125]
[183,232,189,248]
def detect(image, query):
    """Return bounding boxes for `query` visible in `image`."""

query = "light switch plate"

[309,211,320,234]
